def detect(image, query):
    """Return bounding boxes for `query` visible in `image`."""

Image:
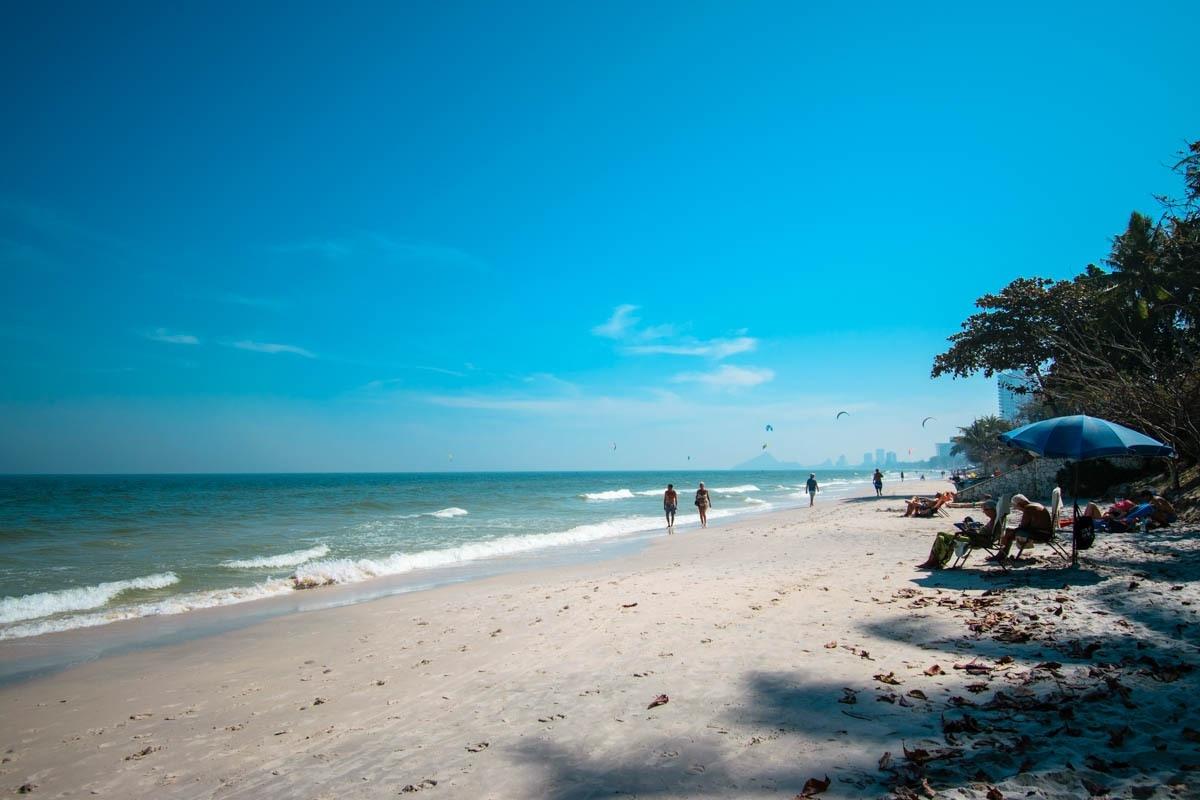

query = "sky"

[1,1,1197,473]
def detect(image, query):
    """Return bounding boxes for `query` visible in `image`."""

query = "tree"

[932,139,1200,466]
[949,416,1019,473]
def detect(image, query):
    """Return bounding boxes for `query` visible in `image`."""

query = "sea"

[0,470,894,650]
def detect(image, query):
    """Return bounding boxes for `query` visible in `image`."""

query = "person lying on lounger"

[1082,498,1135,532]
[988,494,1052,561]
[902,492,953,517]
[1122,490,1178,528]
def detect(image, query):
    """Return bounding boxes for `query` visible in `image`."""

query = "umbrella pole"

[1071,462,1080,568]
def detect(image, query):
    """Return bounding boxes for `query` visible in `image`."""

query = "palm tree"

[950,416,1016,473]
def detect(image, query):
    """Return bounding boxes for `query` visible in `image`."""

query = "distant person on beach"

[694,482,712,528]
[872,469,884,497]
[805,473,818,506]
[900,471,905,481]
[663,484,678,531]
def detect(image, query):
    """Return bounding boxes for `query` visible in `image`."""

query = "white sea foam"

[292,506,754,589]
[429,507,469,518]
[580,489,635,501]
[395,507,470,519]
[744,497,768,505]
[635,489,665,497]
[221,544,330,569]
[0,578,294,641]
[0,572,180,625]
[709,484,760,494]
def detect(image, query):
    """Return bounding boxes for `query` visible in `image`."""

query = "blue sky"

[1,1,1196,473]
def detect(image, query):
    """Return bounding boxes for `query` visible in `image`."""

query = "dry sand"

[2,481,1198,799]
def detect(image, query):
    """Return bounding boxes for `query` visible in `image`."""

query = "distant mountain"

[730,452,808,471]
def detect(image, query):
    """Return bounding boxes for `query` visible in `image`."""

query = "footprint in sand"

[687,764,706,774]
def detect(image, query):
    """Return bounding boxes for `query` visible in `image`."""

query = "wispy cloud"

[672,365,775,388]
[220,294,287,311]
[423,395,569,412]
[230,340,316,358]
[591,304,640,339]
[145,328,200,345]
[268,232,486,272]
[592,304,758,359]
[626,336,757,359]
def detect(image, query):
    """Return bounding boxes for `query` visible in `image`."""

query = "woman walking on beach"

[663,483,678,531]
[873,469,884,497]
[694,482,712,528]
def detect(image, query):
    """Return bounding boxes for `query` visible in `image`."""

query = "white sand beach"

[2,481,1197,799]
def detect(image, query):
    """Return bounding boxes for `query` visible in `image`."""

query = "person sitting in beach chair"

[903,491,954,518]
[917,498,999,569]
[988,493,1057,562]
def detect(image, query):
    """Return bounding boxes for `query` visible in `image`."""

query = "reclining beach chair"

[913,494,953,518]
[950,494,1010,569]
[1012,487,1071,563]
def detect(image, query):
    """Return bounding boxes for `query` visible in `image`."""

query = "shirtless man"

[663,484,678,531]
[989,494,1053,561]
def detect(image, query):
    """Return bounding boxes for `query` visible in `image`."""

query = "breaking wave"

[222,544,330,569]
[0,572,180,625]
[580,489,636,501]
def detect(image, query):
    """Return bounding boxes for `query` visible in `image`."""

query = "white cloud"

[146,328,199,345]
[591,304,640,339]
[625,336,757,359]
[230,340,316,358]
[672,365,775,388]
[423,395,569,412]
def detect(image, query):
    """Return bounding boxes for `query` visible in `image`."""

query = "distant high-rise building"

[862,452,873,467]
[935,441,966,467]
[875,448,885,466]
[835,454,847,467]
[885,451,898,466]
[998,372,1037,422]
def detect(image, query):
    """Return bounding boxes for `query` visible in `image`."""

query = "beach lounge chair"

[913,493,953,518]
[1012,487,1071,563]
[950,494,1010,569]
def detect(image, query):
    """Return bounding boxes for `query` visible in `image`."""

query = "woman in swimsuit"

[694,482,712,528]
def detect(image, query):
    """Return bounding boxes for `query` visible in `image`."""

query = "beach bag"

[1073,517,1096,550]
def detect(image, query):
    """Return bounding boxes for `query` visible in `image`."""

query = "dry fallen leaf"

[878,751,892,770]
[924,664,943,676]
[796,774,830,797]
[647,694,669,709]
[873,671,902,685]
[823,641,837,649]
[986,787,1004,800]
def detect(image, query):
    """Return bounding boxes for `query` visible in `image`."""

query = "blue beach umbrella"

[998,414,1174,565]
[999,415,1175,461]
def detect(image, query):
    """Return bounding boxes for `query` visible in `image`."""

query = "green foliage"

[932,140,1200,464]
[949,416,1018,473]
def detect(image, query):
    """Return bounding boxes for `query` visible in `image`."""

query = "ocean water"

[0,470,887,642]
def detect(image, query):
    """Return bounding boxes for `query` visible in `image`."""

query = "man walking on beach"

[663,484,678,531]
[805,473,818,506]
[873,469,884,497]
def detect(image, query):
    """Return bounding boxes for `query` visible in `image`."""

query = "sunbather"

[1123,489,1178,528]
[917,500,996,569]
[903,491,953,517]
[988,494,1053,561]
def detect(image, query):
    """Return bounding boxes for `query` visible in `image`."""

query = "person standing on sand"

[694,482,712,528]
[805,473,819,506]
[873,469,884,497]
[901,471,905,481]
[663,484,678,531]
